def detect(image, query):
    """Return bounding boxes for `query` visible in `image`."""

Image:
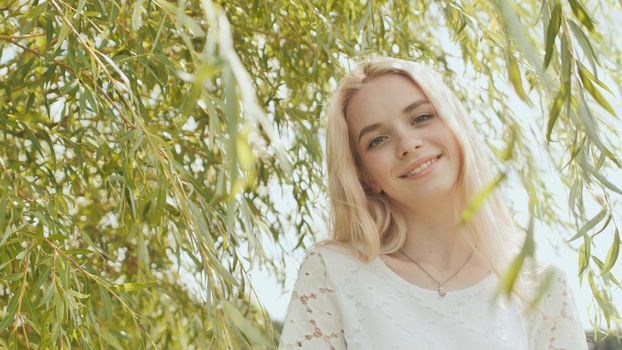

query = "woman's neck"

[391,197,473,271]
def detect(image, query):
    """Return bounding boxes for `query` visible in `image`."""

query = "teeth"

[404,157,437,177]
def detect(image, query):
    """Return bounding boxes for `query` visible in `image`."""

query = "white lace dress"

[278,244,587,350]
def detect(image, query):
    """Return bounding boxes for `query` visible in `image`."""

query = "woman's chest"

[331,272,530,350]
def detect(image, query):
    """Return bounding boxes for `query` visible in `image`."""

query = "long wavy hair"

[319,56,540,298]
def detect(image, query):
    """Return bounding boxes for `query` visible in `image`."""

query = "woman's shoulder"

[524,260,572,288]
[290,242,367,290]
[298,241,371,273]
[520,260,578,314]
[521,262,587,349]
[308,241,367,262]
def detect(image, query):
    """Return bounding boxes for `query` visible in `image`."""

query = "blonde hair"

[320,56,541,301]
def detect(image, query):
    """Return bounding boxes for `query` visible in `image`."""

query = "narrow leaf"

[587,271,611,328]
[546,86,566,142]
[99,286,112,321]
[528,268,556,308]
[578,235,591,280]
[567,208,607,242]
[544,3,562,70]
[500,127,517,161]
[568,20,600,67]
[460,172,507,225]
[560,32,572,83]
[505,51,529,102]
[0,293,19,331]
[114,281,157,292]
[578,63,617,117]
[500,216,535,296]
[568,0,596,32]
[223,301,270,346]
[601,229,620,276]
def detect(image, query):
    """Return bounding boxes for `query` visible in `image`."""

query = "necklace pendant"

[438,285,447,297]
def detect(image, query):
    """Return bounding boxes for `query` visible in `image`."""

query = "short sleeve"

[278,247,346,350]
[530,266,588,350]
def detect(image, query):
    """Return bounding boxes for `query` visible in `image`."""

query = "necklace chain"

[398,249,474,297]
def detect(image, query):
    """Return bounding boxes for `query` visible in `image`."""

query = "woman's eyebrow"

[358,123,381,143]
[357,100,431,143]
[401,99,430,114]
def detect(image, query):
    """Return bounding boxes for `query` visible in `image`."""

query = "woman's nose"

[396,132,423,159]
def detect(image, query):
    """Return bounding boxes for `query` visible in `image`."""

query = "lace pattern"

[529,267,588,350]
[278,248,346,349]
[279,245,587,350]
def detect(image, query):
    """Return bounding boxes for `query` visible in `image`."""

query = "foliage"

[0,0,621,348]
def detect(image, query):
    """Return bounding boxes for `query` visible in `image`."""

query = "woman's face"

[345,73,462,208]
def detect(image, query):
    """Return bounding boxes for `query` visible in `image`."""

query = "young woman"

[278,57,587,349]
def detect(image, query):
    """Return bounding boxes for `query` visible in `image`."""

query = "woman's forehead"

[346,74,428,124]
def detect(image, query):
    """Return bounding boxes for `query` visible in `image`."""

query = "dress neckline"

[373,255,496,297]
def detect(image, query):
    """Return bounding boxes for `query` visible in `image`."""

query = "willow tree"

[0,0,620,348]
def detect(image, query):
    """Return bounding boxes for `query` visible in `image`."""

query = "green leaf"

[576,61,613,93]
[83,86,99,113]
[41,282,56,307]
[0,292,19,332]
[546,85,566,142]
[236,132,254,172]
[223,64,241,198]
[100,331,125,350]
[500,216,535,296]
[588,271,611,328]
[75,0,87,17]
[544,2,561,70]
[528,268,555,308]
[567,208,607,242]
[1,272,24,282]
[560,32,572,83]
[601,229,620,276]
[63,249,93,255]
[500,127,517,161]
[577,63,617,117]
[574,97,622,173]
[460,172,507,225]
[505,51,529,102]
[67,289,90,299]
[99,286,112,321]
[24,3,49,18]
[0,189,7,234]
[597,173,622,195]
[568,0,596,33]
[23,296,39,331]
[567,20,600,68]
[54,21,71,52]
[113,281,157,292]
[206,249,240,287]
[223,301,270,346]
[578,235,591,281]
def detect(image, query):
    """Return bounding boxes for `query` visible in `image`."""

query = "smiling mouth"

[400,155,442,178]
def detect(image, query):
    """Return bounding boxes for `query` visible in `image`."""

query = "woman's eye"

[411,114,433,124]
[368,136,386,149]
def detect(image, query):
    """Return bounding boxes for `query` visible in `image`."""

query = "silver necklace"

[398,249,474,297]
